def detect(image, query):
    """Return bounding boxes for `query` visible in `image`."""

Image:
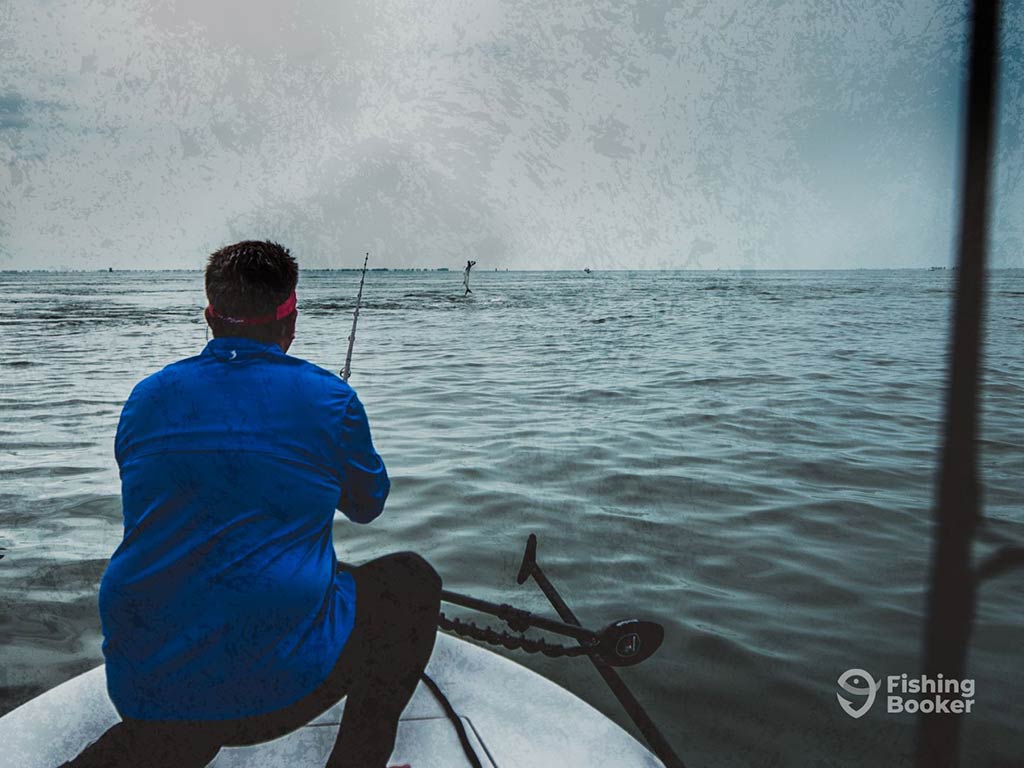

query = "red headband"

[207,291,297,326]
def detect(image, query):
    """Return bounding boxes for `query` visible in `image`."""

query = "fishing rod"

[339,534,686,768]
[340,252,369,381]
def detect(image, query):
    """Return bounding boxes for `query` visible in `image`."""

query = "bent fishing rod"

[335,264,686,767]
[340,252,369,381]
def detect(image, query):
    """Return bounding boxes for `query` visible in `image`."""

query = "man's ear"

[204,307,218,337]
[280,313,297,351]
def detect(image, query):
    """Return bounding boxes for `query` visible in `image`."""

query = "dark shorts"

[62,552,441,767]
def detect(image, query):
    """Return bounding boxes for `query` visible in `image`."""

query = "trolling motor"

[439,535,664,667]
[438,534,686,768]
[516,533,668,667]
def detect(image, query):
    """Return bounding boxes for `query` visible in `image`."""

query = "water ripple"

[0,269,1021,766]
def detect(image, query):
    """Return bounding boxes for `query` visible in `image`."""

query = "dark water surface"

[1,269,1022,767]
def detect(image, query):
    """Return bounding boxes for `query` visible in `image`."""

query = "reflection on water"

[1,269,1022,766]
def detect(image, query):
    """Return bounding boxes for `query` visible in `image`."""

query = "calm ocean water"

[1,269,1021,767]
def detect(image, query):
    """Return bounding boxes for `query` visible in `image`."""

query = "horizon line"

[2,266,1010,274]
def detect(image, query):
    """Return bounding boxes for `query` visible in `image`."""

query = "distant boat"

[584,268,592,274]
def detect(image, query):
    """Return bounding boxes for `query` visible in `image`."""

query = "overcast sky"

[1,0,1021,270]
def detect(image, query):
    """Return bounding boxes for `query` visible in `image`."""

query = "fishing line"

[335,255,484,764]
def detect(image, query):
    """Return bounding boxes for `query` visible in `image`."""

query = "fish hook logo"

[837,669,880,719]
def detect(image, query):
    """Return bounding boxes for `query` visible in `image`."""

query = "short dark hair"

[205,240,298,341]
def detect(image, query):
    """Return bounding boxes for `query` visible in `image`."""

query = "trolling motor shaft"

[439,586,664,667]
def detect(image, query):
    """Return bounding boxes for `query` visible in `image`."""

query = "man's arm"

[335,392,390,524]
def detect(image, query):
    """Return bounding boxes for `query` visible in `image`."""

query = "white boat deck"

[0,633,664,768]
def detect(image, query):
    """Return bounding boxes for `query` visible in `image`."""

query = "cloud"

[0,0,1019,269]
[0,94,30,132]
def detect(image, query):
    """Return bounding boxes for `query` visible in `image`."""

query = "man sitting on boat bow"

[62,240,438,768]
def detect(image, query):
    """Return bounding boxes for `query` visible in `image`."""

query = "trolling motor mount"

[515,532,538,585]
[514,533,665,666]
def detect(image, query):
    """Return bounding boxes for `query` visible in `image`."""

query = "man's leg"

[57,720,223,768]
[60,552,439,768]
[325,552,442,768]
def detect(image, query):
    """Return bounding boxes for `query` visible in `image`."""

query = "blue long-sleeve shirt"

[99,337,389,720]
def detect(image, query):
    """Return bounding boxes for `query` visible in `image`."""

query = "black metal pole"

[335,558,600,643]
[518,535,687,768]
[440,587,600,644]
[917,2,1000,766]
